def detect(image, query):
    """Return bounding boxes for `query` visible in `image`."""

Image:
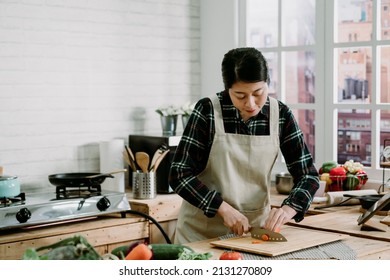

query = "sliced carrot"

[261,234,269,241]
[125,243,153,260]
[251,240,263,244]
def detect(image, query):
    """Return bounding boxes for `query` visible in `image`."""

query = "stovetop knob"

[16,207,31,223]
[96,196,111,211]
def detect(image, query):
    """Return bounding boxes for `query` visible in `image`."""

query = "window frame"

[238,0,387,184]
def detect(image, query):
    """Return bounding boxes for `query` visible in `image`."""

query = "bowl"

[275,172,293,194]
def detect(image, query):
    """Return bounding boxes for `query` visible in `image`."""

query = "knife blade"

[249,227,287,242]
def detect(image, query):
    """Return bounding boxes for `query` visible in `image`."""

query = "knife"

[249,227,287,242]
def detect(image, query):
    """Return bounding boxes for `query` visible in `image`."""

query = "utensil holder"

[132,171,156,199]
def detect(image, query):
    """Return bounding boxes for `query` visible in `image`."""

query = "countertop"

[184,187,390,260]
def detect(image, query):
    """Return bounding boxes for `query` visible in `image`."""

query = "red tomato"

[219,251,243,260]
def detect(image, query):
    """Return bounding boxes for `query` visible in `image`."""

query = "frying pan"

[344,193,390,211]
[48,169,127,187]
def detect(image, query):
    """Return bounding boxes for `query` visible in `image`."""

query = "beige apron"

[174,96,280,244]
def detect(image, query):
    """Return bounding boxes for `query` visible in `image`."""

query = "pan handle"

[85,169,127,179]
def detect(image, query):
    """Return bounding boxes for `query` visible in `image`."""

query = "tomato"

[219,251,243,260]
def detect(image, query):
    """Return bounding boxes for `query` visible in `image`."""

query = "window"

[241,0,390,181]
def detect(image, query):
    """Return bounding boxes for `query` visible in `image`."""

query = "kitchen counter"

[183,188,389,260]
[185,235,390,260]
[133,187,388,260]
[0,213,148,260]
[128,192,182,243]
[1,186,387,260]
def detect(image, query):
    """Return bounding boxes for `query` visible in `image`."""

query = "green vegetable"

[177,248,213,260]
[111,243,195,260]
[321,161,338,173]
[344,174,360,190]
[111,245,130,259]
[21,235,102,260]
[150,244,194,260]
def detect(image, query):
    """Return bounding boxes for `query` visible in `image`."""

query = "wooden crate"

[128,193,182,222]
[0,214,148,260]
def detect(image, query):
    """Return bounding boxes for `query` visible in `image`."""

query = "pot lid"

[0,175,18,181]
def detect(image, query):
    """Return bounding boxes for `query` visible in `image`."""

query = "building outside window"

[242,0,390,182]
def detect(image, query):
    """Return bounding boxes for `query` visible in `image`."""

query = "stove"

[0,186,130,231]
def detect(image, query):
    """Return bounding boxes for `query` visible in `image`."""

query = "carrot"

[125,243,153,260]
[261,234,269,241]
[251,240,263,244]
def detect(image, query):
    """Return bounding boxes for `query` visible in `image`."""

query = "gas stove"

[0,186,130,231]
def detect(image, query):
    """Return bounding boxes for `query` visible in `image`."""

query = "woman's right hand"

[217,201,250,236]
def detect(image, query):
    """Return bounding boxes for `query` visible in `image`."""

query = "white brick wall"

[0,0,201,192]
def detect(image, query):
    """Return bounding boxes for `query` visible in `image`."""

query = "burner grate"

[55,185,102,199]
[0,193,26,208]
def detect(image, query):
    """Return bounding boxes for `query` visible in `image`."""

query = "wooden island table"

[184,188,390,260]
[127,186,389,260]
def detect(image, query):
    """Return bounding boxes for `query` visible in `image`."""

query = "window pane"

[281,0,316,46]
[284,51,315,104]
[337,109,371,166]
[335,0,373,43]
[379,0,390,40]
[264,52,279,99]
[247,0,278,48]
[291,109,316,160]
[379,46,390,103]
[336,47,371,104]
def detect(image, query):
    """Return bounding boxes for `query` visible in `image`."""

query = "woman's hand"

[217,201,250,236]
[263,205,297,232]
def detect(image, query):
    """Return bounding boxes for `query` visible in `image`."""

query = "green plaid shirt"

[169,91,319,222]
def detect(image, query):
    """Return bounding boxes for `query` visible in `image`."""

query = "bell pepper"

[329,166,347,190]
[320,161,338,174]
[329,166,347,181]
[319,172,332,185]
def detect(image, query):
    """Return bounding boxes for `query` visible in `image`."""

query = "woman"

[169,47,319,244]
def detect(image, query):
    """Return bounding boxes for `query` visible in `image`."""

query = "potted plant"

[155,106,181,135]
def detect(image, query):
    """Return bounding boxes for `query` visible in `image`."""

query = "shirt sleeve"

[278,103,320,222]
[169,97,223,218]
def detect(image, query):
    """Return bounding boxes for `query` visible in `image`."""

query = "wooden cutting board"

[210,226,348,257]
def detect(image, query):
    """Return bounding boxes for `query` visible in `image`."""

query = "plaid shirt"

[169,91,319,222]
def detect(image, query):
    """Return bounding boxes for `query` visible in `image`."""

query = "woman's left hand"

[263,205,296,232]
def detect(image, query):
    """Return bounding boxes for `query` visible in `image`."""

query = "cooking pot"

[0,176,21,197]
[275,172,294,194]
[48,169,126,187]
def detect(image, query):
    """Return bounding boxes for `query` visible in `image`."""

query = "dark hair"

[221,47,270,89]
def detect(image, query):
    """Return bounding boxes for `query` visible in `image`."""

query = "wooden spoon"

[123,146,138,172]
[152,150,170,172]
[123,150,137,172]
[135,152,150,173]
[149,145,168,171]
